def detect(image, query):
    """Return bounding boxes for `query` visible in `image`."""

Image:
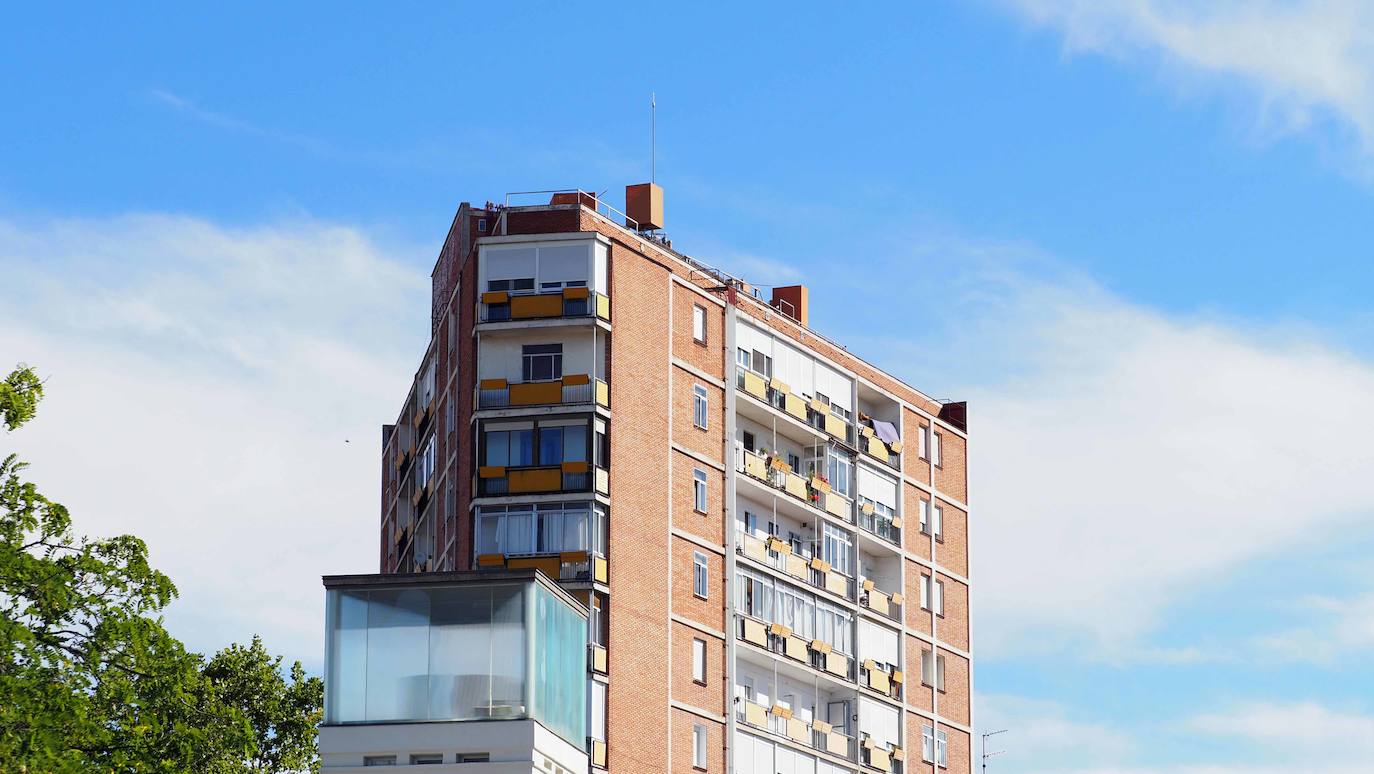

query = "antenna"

[982,729,1008,774]
[650,91,657,184]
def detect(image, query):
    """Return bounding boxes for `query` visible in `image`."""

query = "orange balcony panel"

[508,467,561,493]
[509,381,562,406]
[561,373,591,386]
[511,293,563,319]
[481,291,509,304]
[562,286,590,300]
[507,556,561,577]
[476,553,506,568]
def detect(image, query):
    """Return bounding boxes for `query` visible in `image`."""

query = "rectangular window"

[410,754,443,765]
[693,552,709,598]
[692,638,707,684]
[922,725,935,763]
[932,431,943,467]
[822,523,852,576]
[693,469,708,513]
[445,399,455,434]
[447,310,456,352]
[921,576,945,615]
[692,304,707,343]
[932,503,943,539]
[919,425,929,460]
[363,757,396,767]
[521,343,563,382]
[921,649,946,691]
[693,384,708,429]
[693,724,708,769]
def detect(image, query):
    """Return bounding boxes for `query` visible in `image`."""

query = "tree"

[0,364,322,772]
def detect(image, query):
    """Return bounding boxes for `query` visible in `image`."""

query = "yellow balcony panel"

[784,635,808,661]
[589,644,608,674]
[813,720,832,735]
[770,704,792,719]
[867,669,891,694]
[476,553,507,568]
[824,651,848,677]
[809,397,827,414]
[594,293,611,321]
[592,556,608,584]
[861,501,875,516]
[768,379,791,395]
[784,393,809,421]
[744,701,768,728]
[481,291,509,304]
[595,379,610,407]
[479,378,508,390]
[825,572,848,596]
[510,293,564,319]
[826,732,849,757]
[508,466,561,493]
[867,591,890,616]
[769,457,792,472]
[860,425,874,438]
[810,557,832,573]
[809,639,831,654]
[743,618,768,646]
[509,381,562,406]
[809,475,830,493]
[866,435,890,462]
[869,748,891,771]
[823,412,847,439]
[787,717,809,743]
[742,371,768,400]
[784,473,808,501]
[785,553,808,579]
[507,556,561,578]
[766,537,792,556]
[594,467,609,494]
[889,440,903,454]
[591,739,607,768]
[562,286,590,300]
[892,747,906,762]
[743,534,770,563]
[479,466,507,479]
[825,493,849,519]
[769,622,792,638]
[862,579,875,592]
[891,669,905,685]
[561,373,591,386]
[891,593,904,607]
[890,516,903,530]
[744,452,767,480]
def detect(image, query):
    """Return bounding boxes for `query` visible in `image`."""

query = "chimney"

[625,183,664,231]
[549,191,598,209]
[770,285,809,327]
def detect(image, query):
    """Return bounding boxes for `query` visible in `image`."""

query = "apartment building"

[351,184,973,773]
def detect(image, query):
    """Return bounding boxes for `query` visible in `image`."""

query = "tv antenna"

[982,729,1008,774]
[650,91,657,183]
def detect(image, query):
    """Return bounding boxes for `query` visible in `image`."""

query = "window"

[693,552,709,598]
[693,469,708,513]
[483,420,587,468]
[919,726,948,767]
[445,399,455,434]
[448,310,457,351]
[920,575,945,615]
[487,277,535,293]
[522,343,563,382]
[692,638,707,684]
[363,756,396,767]
[415,435,437,489]
[477,217,488,232]
[822,523,852,577]
[921,649,946,691]
[826,447,852,497]
[693,724,708,769]
[410,754,443,765]
[931,503,943,539]
[590,680,607,742]
[932,431,943,467]
[476,502,594,556]
[918,425,929,460]
[692,304,707,344]
[458,753,490,763]
[693,384,709,429]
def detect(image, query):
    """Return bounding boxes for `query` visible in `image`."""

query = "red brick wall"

[936,498,969,578]
[672,284,726,379]
[673,537,725,631]
[670,620,726,715]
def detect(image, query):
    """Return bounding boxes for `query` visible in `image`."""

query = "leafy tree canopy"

[0,364,322,773]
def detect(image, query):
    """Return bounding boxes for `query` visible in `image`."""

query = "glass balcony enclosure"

[476,501,607,558]
[323,572,587,748]
[478,238,609,323]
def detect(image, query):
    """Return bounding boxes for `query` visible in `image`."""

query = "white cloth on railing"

[872,420,900,444]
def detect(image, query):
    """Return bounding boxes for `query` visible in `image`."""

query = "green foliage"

[0,364,43,431]
[0,365,322,772]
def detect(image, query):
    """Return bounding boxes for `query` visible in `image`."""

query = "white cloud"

[860,262,1374,657]
[1258,588,1374,662]
[0,213,429,666]
[976,693,1136,764]
[1000,0,1374,156]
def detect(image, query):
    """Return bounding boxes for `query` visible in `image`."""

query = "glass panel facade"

[325,580,586,747]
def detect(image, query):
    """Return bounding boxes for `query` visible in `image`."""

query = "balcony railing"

[736,699,856,762]
[736,614,853,680]
[480,289,610,323]
[858,504,901,547]
[475,550,609,586]
[736,374,856,447]
[859,579,903,622]
[860,739,905,773]
[858,425,901,471]
[737,531,854,599]
[477,463,609,497]
[736,449,855,524]
[478,375,609,410]
[858,659,904,702]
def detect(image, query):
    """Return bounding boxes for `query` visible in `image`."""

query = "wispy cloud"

[0,213,429,665]
[999,0,1374,159]
[148,88,332,154]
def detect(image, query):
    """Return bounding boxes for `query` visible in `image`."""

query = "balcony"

[737,614,852,681]
[858,423,901,471]
[735,652,858,762]
[860,739,905,773]
[858,659,904,702]
[481,289,610,324]
[859,579,903,623]
[736,698,856,761]
[476,550,608,586]
[737,449,854,524]
[478,375,609,410]
[737,531,852,600]
[478,462,609,497]
[737,374,855,448]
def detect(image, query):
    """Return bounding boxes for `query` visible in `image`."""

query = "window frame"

[692,304,708,344]
[691,637,707,684]
[693,468,708,513]
[693,551,709,599]
[692,723,708,769]
[521,343,563,382]
[693,384,709,430]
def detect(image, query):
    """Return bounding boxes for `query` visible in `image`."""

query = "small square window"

[477,218,488,232]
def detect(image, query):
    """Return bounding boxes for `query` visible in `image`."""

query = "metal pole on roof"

[651,92,657,184]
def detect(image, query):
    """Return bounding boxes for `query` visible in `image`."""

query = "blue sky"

[5,2,1374,772]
